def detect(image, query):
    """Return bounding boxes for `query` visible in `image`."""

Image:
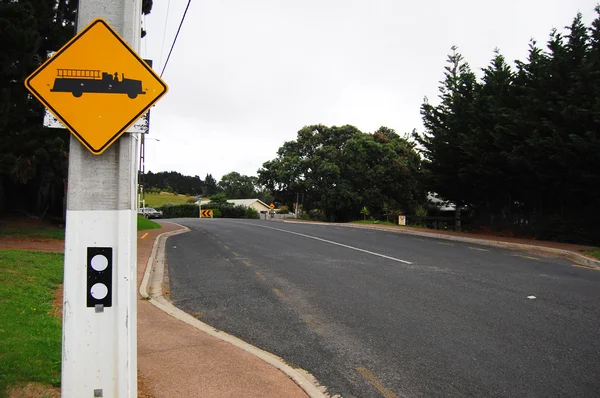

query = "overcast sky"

[141,0,598,182]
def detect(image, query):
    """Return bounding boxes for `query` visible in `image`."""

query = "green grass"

[137,215,161,230]
[585,249,600,260]
[143,192,194,207]
[0,226,64,240]
[351,220,397,226]
[0,250,63,396]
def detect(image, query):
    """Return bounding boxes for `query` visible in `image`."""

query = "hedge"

[156,204,259,219]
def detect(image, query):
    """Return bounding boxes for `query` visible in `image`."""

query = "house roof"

[427,193,456,211]
[197,198,270,209]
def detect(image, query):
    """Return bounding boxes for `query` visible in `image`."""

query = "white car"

[138,207,163,219]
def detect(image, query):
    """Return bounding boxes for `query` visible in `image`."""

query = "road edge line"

[282,220,600,269]
[139,223,329,398]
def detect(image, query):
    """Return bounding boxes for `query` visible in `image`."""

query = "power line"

[143,13,148,57]
[158,0,171,72]
[160,0,192,78]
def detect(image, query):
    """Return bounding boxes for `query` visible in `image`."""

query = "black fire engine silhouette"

[50,69,146,99]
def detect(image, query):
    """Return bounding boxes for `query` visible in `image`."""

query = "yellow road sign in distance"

[25,18,168,155]
[201,209,213,218]
[270,204,275,209]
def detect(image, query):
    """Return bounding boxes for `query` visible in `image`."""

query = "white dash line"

[233,222,412,265]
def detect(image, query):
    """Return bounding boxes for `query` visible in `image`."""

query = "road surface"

[165,219,600,398]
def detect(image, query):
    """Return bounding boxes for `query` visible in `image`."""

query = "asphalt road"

[165,219,600,398]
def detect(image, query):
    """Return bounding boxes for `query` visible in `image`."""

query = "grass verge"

[143,192,194,207]
[0,250,63,397]
[585,249,600,260]
[0,227,64,240]
[137,215,161,230]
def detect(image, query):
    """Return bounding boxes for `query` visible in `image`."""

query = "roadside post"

[24,1,168,396]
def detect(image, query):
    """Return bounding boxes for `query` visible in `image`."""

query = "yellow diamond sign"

[25,18,168,155]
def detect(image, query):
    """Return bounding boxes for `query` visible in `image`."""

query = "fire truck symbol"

[50,69,146,99]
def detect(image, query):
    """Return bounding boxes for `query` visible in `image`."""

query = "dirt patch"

[50,284,63,320]
[0,216,63,229]
[138,373,155,398]
[8,383,60,398]
[0,237,64,253]
[8,378,154,398]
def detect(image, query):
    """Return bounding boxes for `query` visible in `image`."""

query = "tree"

[218,172,258,199]
[203,174,219,195]
[0,0,78,217]
[143,171,203,195]
[415,46,478,209]
[414,9,600,244]
[259,124,425,222]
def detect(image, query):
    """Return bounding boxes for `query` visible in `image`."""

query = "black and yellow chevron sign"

[200,209,213,218]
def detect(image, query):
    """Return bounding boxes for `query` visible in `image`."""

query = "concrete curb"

[283,220,600,270]
[139,224,329,398]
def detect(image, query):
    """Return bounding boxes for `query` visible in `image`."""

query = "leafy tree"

[208,193,228,205]
[259,124,425,222]
[218,172,258,199]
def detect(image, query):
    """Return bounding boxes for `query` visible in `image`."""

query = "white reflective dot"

[91,254,108,271]
[91,283,108,300]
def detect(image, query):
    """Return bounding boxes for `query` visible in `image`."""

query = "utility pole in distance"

[62,1,141,397]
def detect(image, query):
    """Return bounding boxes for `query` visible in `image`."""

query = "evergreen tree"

[416,46,478,208]
[203,174,219,195]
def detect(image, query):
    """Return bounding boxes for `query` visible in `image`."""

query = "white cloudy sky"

[141,0,598,182]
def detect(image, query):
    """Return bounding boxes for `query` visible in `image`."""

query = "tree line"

[142,171,273,204]
[414,9,600,244]
[260,9,600,244]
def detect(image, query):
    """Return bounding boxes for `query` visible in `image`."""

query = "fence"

[260,212,297,220]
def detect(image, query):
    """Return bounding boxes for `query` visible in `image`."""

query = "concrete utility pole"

[61,1,141,397]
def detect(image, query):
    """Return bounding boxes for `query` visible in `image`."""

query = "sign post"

[24,1,167,397]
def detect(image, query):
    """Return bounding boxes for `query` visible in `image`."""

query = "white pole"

[61,1,140,397]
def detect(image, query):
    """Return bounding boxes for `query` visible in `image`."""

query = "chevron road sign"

[200,209,213,218]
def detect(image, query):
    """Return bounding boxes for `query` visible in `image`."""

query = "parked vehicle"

[138,207,162,219]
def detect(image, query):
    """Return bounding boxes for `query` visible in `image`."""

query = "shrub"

[157,204,199,218]
[245,208,259,219]
[360,206,370,220]
[415,204,428,217]
[278,205,290,214]
[309,209,326,221]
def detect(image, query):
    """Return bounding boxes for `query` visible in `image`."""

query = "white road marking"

[234,222,413,265]
[527,296,536,299]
